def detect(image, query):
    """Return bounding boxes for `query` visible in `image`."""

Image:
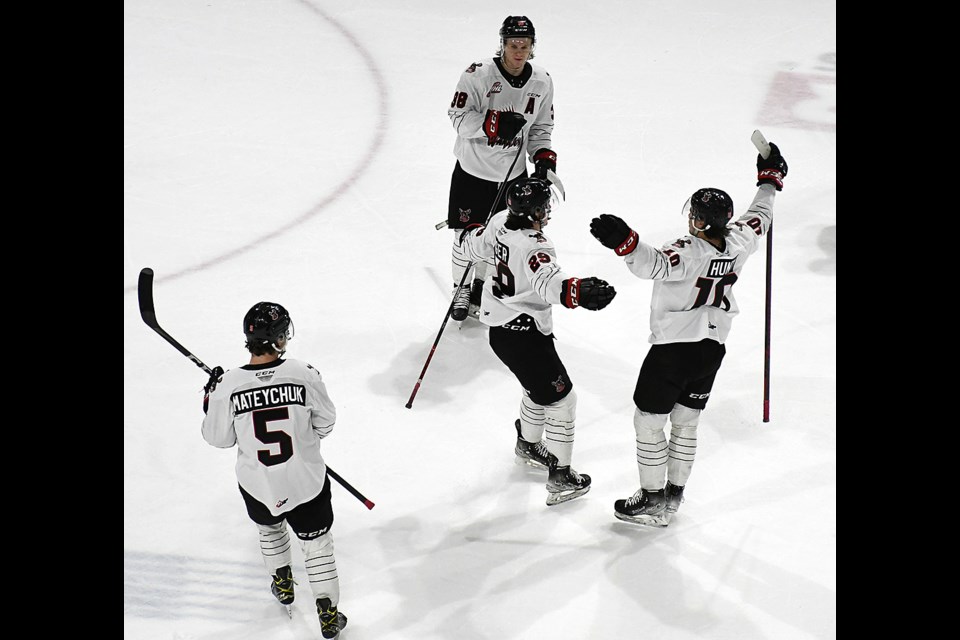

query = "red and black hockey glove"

[483,110,526,146]
[757,142,788,191]
[202,365,224,414]
[561,277,617,310]
[533,148,557,179]
[590,214,638,256]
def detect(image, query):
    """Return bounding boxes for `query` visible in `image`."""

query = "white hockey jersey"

[201,358,336,517]
[448,57,554,182]
[622,185,776,345]
[458,211,573,334]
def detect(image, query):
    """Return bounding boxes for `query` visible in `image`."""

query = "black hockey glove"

[204,366,224,394]
[590,214,639,256]
[561,277,617,311]
[757,142,788,191]
[533,148,557,179]
[202,366,224,414]
[483,110,526,146]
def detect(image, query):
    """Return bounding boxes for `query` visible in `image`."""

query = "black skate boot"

[665,481,685,521]
[452,282,471,321]
[271,566,295,617]
[317,597,348,639]
[614,488,668,527]
[546,462,591,506]
[514,419,556,470]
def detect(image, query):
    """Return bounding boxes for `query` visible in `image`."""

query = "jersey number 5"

[692,273,738,311]
[253,407,294,467]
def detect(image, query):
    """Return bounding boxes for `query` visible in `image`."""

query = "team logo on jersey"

[465,62,482,73]
[459,208,472,223]
[276,498,288,509]
[551,376,566,394]
[487,81,503,96]
[707,257,735,277]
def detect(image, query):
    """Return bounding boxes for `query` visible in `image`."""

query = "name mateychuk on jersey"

[232,384,306,414]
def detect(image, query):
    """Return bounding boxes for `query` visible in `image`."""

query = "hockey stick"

[407,137,526,408]
[137,267,375,509]
[751,130,773,423]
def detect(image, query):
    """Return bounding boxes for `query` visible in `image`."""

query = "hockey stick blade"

[137,267,213,375]
[545,169,565,201]
[751,129,771,159]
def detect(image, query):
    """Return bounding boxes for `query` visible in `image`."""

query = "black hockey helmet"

[683,188,733,237]
[506,177,554,226]
[243,302,293,353]
[500,15,536,42]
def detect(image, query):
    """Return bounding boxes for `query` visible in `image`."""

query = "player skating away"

[446,15,559,321]
[456,177,616,505]
[201,303,347,638]
[589,143,789,526]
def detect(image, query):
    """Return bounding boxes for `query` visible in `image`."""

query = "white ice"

[124,1,836,638]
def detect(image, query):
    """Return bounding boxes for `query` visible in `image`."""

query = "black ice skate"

[317,597,348,639]
[271,565,295,617]
[514,419,557,470]
[614,488,668,527]
[664,481,685,522]
[452,283,471,321]
[545,462,591,506]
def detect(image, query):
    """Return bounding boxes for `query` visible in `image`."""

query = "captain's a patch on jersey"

[707,257,736,278]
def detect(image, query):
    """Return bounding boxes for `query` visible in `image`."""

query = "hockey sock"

[301,532,340,605]
[634,408,668,489]
[543,390,577,466]
[257,522,293,574]
[667,405,700,486]
[519,394,546,442]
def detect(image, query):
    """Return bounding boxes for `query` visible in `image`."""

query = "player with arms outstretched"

[446,15,559,322]
[457,177,616,505]
[589,143,789,526]
[201,302,348,638]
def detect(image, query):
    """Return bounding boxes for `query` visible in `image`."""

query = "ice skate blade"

[613,511,669,527]
[545,485,590,506]
[515,455,548,470]
[283,604,293,618]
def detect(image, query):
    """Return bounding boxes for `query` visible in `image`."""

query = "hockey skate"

[514,419,555,470]
[664,481,685,522]
[451,283,472,322]
[468,277,483,319]
[545,463,591,506]
[614,488,668,527]
[271,566,295,617]
[317,597,348,639]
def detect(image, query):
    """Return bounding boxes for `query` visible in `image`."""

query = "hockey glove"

[533,149,557,179]
[561,277,617,310]
[202,366,224,414]
[757,142,788,191]
[590,214,639,256]
[483,110,526,146]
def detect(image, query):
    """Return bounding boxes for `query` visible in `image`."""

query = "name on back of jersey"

[707,258,735,277]
[232,383,306,415]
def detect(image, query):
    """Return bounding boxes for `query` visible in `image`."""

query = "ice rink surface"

[124,1,836,638]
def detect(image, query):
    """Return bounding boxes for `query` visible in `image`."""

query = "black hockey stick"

[751,131,773,423]
[406,136,525,409]
[137,267,375,509]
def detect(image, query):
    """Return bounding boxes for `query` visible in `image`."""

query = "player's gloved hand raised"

[561,277,617,311]
[204,366,224,394]
[590,214,639,256]
[484,110,526,146]
[757,142,788,191]
[533,149,557,179]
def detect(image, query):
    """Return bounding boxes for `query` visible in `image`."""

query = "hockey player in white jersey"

[589,143,789,527]
[446,15,559,322]
[201,302,347,638]
[457,177,617,505]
